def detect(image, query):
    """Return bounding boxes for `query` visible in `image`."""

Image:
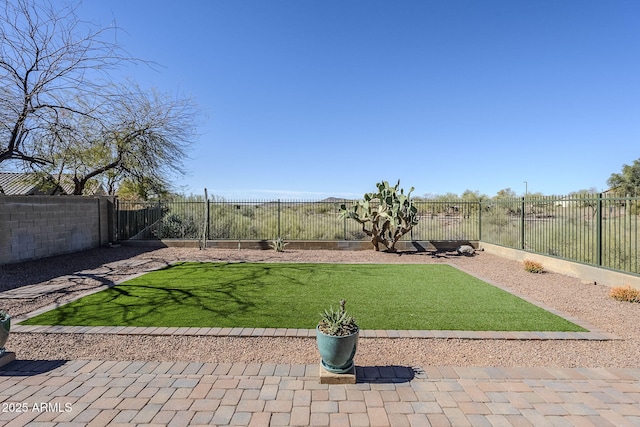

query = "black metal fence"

[116,200,163,240]
[116,194,640,275]
[117,199,479,242]
[480,194,639,275]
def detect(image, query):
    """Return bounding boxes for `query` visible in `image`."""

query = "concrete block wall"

[0,195,116,265]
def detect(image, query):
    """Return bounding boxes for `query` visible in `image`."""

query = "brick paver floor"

[1,360,639,426]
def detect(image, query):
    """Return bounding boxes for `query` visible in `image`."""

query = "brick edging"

[10,324,620,341]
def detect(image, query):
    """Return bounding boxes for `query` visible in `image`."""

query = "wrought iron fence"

[116,200,163,240]
[411,201,479,241]
[116,194,639,275]
[480,194,640,275]
[116,199,479,242]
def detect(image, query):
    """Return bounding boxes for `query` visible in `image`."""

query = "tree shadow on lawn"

[27,262,313,327]
[27,261,376,327]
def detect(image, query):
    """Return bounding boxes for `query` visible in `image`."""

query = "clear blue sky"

[78,0,640,200]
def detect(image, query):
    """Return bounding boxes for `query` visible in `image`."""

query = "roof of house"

[56,175,107,196]
[0,173,106,196]
[0,173,63,195]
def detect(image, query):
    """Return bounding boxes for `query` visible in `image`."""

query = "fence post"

[596,192,602,266]
[343,204,347,240]
[520,197,525,250]
[156,201,161,237]
[478,199,482,241]
[206,198,210,240]
[201,188,209,249]
[277,199,281,238]
[115,198,120,241]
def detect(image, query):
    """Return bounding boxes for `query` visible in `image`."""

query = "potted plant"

[0,310,10,354]
[316,300,359,374]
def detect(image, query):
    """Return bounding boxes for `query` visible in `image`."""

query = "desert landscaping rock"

[456,245,475,256]
[2,246,639,368]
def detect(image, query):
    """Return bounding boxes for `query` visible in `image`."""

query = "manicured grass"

[23,262,587,331]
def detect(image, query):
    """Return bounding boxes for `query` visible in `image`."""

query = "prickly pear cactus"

[339,180,419,252]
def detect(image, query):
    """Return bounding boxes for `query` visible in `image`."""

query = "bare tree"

[34,84,198,195]
[1,0,198,195]
[0,0,134,165]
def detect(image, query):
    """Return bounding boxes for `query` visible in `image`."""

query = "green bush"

[156,213,200,238]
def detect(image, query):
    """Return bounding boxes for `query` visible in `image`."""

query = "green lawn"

[22,262,586,331]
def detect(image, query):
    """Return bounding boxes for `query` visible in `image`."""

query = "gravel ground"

[2,246,639,368]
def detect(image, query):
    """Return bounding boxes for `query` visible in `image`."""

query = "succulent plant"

[0,310,8,322]
[269,236,289,252]
[318,300,359,336]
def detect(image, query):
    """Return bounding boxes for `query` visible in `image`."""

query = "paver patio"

[1,360,640,426]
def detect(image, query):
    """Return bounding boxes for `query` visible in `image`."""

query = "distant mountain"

[320,197,352,203]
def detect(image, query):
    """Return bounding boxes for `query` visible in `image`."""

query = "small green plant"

[523,259,544,273]
[610,285,640,303]
[269,237,289,252]
[0,309,10,354]
[318,299,359,336]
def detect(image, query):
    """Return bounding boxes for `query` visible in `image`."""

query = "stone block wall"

[0,195,116,265]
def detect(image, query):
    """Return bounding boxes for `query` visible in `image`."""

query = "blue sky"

[78,0,640,199]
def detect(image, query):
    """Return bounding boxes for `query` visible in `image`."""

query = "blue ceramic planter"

[0,316,10,352]
[316,326,359,374]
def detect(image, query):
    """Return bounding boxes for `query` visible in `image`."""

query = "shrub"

[610,285,640,303]
[156,213,200,238]
[523,259,544,273]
